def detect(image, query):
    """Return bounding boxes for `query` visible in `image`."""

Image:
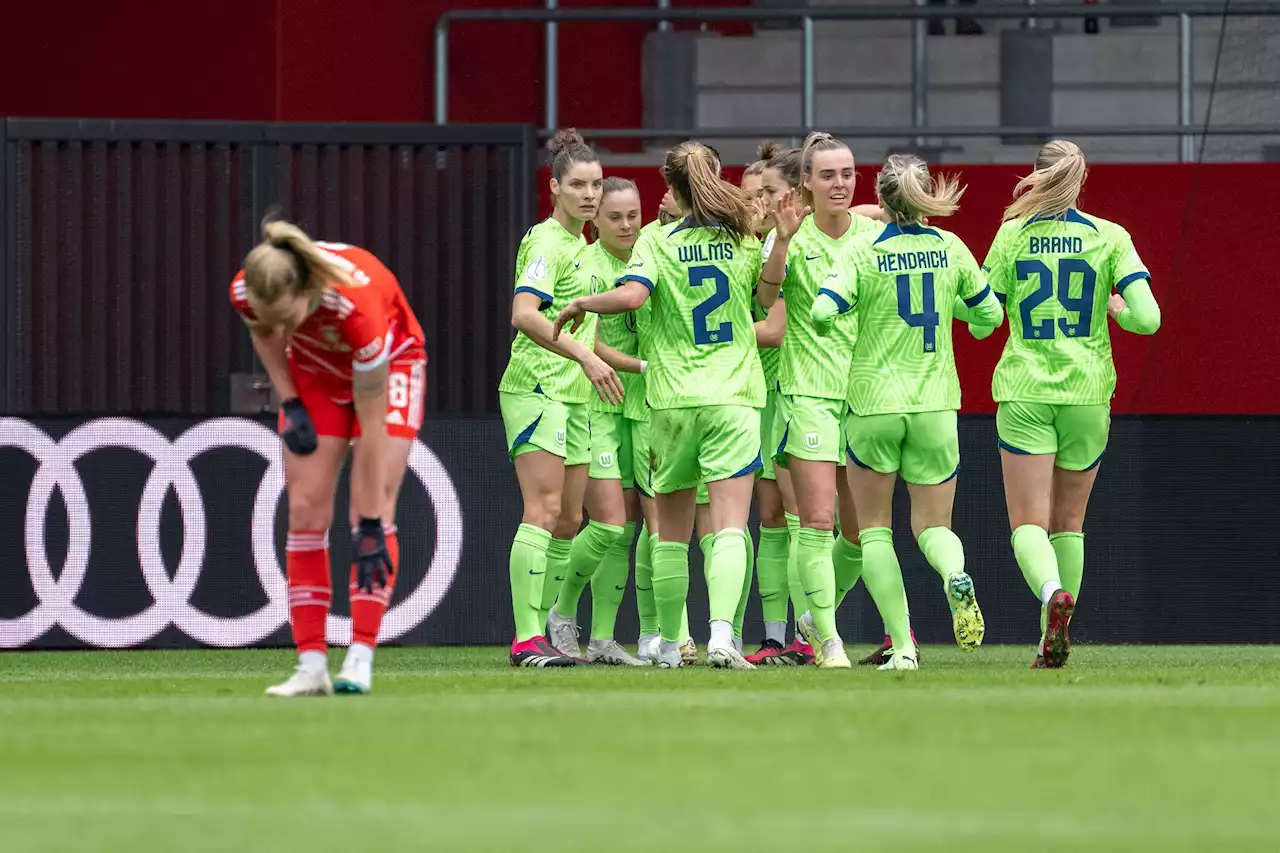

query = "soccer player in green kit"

[554,141,766,670]
[977,140,1161,668]
[499,129,624,668]
[814,154,1005,670]
[544,177,649,666]
[739,144,811,665]
[756,133,881,669]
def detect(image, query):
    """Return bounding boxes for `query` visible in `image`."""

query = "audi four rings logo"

[0,417,463,649]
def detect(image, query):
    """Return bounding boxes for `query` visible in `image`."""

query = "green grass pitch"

[1,645,1277,852]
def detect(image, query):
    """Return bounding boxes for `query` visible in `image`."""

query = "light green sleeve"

[1115,279,1161,335]
[951,236,1003,329]
[619,232,656,291]
[980,228,1010,304]
[953,292,1004,329]
[514,228,559,306]
[811,262,855,336]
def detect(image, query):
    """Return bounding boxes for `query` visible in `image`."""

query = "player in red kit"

[231,218,427,696]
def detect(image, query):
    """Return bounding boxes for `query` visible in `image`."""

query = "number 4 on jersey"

[896,272,939,353]
[688,264,734,346]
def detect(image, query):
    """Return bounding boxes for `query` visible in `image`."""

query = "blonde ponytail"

[662,141,754,244]
[876,154,965,225]
[1003,140,1087,222]
[799,131,851,208]
[243,218,353,306]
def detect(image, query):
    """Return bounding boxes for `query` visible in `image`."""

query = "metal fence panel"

[0,120,536,417]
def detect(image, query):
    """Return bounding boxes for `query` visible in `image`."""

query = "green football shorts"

[845,409,960,486]
[758,388,781,481]
[588,410,635,488]
[775,394,846,467]
[499,391,590,467]
[997,401,1110,472]
[631,417,653,497]
[651,405,762,495]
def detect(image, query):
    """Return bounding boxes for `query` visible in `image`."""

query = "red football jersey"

[231,242,426,402]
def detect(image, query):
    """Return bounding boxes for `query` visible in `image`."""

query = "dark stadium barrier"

[2,414,1276,651]
[0,119,537,417]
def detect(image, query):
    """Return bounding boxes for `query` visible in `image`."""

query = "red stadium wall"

[0,0,748,131]
[537,163,1280,416]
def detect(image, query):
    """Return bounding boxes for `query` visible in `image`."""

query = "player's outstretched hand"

[553,299,587,340]
[1108,292,1127,320]
[582,353,624,406]
[773,190,811,241]
[352,518,393,594]
[279,397,318,455]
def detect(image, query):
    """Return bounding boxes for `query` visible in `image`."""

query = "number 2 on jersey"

[896,273,939,353]
[1016,259,1097,340]
[688,264,734,345]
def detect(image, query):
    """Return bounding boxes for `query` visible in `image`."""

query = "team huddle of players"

[500,128,1162,672]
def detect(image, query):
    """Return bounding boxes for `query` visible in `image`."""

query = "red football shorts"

[280,357,426,441]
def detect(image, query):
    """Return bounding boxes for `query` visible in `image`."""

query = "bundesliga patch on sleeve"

[522,255,548,284]
[762,232,776,260]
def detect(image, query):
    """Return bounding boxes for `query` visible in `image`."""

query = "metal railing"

[434,2,1280,163]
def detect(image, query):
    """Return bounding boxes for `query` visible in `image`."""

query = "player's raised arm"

[757,191,806,309]
[754,296,787,348]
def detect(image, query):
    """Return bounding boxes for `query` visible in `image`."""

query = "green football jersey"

[983,208,1150,406]
[640,218,668,240]
[498,218,595,403]
[775,212,881,400]
[583,241,642,415]
[751,228,782,390]
[824,222,989,415]
[619,218,766,410]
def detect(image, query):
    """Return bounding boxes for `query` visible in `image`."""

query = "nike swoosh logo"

[614,585,627,591]
[635,585,653,592]
[760,593,780,600]
[575,572,592,579]
[804,589,825,597]
[805,254,821,261]
[528,570,546,575]
[554,576,565,582]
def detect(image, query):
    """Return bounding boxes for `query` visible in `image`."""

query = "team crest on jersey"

[804,432,822,450]
[555,428,566,446]
[598,451,614,469]
[321,327,342,345]
[523,255,548,283]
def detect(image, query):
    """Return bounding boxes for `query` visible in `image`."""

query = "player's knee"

[552,509,582,540]
[801,507,835,530]
[1050,507,1086,534]
[288,487,335,531]
[522,494,561,531]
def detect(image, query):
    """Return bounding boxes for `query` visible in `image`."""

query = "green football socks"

[832,534,863,610]
[635,523,658,637]
[797,527,838,642]
[510,523,551,642]
[859,527,914,654]
[589,521,636,641]
[555,521,625,620]
[651,541,691,644]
